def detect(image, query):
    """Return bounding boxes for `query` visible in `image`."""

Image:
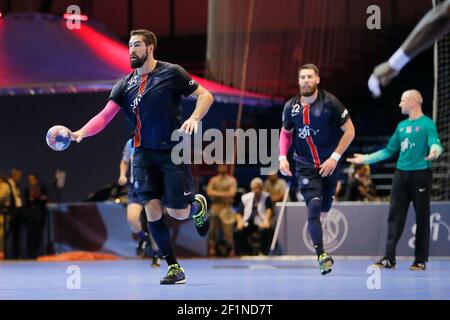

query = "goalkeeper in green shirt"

[348,90,443,271]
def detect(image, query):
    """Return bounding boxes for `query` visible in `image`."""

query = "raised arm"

[369,0,450,97]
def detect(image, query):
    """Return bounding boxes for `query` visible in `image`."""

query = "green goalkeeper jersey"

[364,115,443,170]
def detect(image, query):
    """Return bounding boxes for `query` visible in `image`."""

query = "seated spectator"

[206,164,237,257]
[344,164,379,201]
[234,178,274,256]
[264,170,288,203]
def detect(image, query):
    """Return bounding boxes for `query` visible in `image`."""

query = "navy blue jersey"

[109,61,199,150]
[282,89,350,168]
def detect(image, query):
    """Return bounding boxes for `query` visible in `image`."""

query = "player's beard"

[300,83,317,97]
[130,52,148,69]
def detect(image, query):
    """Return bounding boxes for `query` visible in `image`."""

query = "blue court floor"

[0,256,449,300]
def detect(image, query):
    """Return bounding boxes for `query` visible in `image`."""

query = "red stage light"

[71,24,131,74]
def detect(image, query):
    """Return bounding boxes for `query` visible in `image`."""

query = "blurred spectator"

[0,171,11,208]
[234,178,274,256]
[8,169,23,209]
[264,170,288,203]
[344,164,379,201]
[0,171,11,256]
[6,169,23,259]
[22,173,48,259]
[206,164,237,256]
[334,180,343,201]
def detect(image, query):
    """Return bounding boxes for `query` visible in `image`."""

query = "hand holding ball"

[46,125,72,151]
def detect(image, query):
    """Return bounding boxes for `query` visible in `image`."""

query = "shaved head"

[403,89,423,106]
[399,89,424,117]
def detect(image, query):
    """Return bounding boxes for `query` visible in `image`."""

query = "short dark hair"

[130,29,157,49]
[299,63,320,76]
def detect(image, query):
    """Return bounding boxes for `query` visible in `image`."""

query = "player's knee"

[308,197,321,206]
[144,199,163,222]
[167,207,190,220]
[126,204,141,225]
[146,199,163,211]
[127,203,141,217]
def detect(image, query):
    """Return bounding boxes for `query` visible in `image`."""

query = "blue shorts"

[132,148,195,209]
[127,184,140,205]
[296,166,338,212]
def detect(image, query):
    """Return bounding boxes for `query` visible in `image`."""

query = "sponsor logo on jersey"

[400,138,415,152]
[298,126,320,139]
[131,96,142,111]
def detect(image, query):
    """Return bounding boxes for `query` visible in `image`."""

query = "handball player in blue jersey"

[70,29,214,284]
[278,64,355,275]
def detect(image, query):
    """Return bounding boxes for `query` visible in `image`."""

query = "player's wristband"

[368,74,381,97]
[278,156,287,161]
[388,49,410,71]
[330,152,341,162]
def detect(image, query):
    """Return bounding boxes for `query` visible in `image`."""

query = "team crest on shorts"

[134,181,139,189]
[302,178,310,185]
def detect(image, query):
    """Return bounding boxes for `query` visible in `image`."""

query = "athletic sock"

[147,218,178,266]
[307,198,325,257]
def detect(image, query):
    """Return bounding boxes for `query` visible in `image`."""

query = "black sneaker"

[373,256,396,269]
[409,261,426,271]
[151,255,161,268]
[160,264,186,285]
[192,194,209,237]
[136,238,148,258]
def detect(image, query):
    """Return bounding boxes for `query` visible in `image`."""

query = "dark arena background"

[0,0,449,309]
